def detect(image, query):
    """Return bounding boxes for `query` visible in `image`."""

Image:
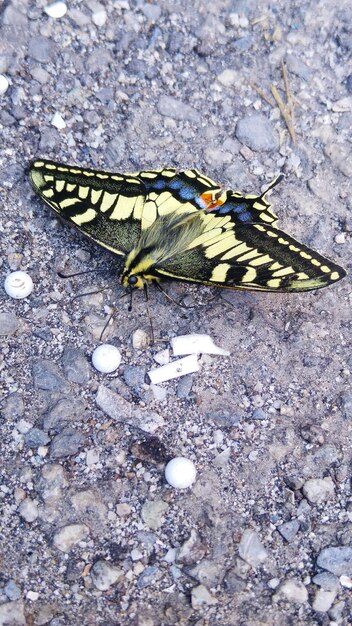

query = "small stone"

[38,463,68,503]
[116,503,131,517]
[277,520,300,542]
[0,74,9,95]
[123,365,146,389]
[312,588,336,612]
[323,143,352,178]
[176,529,207,565]
[191,584,218,609]
[238,530,268,568]
[26,590,39,602]
[235,114,279,152]
[302,477,335,504]
[334,233,346,244]
[43,396,86,432]
[90,560,123,590]
[312,571,339,591]
[44,1,67,18]
[61,346,89,384]
[32,360,68,392]
[141,3,161,20]
[2,392,24,419]
[4,581,21,601]
[316,546,352,576]
[0,312,18,336]
[28,36,55,63]
[213,447,231,467]
[340,574,352,588]
[153,349,170,365]
[86,448,100,465]
[217,68,239,87]
[16,419,33,434]
[50,428,85,458]
[141,500,169,530]
[0,600,26,626]
[273,579,308,604]
[53,523,90,552]
[132,329,150,350]
[18,498,38,523]
[24,428,50,448]
[150,384,167,402]
[137,565,160,589]
[157,95,200,123]
[176,374,193,399]
[51,112,66,129]
[92,8,107,26]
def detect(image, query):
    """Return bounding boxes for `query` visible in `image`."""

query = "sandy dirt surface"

[0,0,351,624]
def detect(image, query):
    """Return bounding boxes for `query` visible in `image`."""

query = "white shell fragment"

[0,74,9,96]
[44,1,67,18]
[165,457,197,489]
[51,112,66,129]
[148,354,199,384]
[171,334,230,356]
[4,271,34,299]
[92,344,121,373]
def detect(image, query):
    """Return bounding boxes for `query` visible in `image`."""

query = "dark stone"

[24,428,51,448]
[32,360,68,392]
[43,397,86,433]
[1,392,24,420]
[61,347,89,385]
[176,374,193,399]
[50,428,85,459]
[28,36,55,63]
[130,436,168,464]
[123,366,146,391]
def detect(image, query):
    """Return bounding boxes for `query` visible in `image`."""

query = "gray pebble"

[312,588,337,613]
[0,312,18,336]
[141,4,161,20]
[123,365,146,391]
[61,347,89,385]
[251,408,267,420]
[238,529,268,568]
[223,568,247,593]
[157,95,200,123]
[39,128,61,151]
[176,374,193,399]
[0,600,26,626]
[302,477,335,504]
[38,463,68,503]
[273,579,308,604]
[18,498,38,523]
[86,48,113,73]
[43,396,86,432]
[2,392,24,419]
[24,427,51,448]
[137,565,160,589]
[141,500,169,530]
[53,523,90,553]
[286,54,312,81]
[4,580,21,601]
[50,428,85,459]
[312,571,340,591]
[346,74,352,94]
[206,410,242,427]
[316,546,352,576]
[277,519,300,542]
[324,142,352,178]
[28,36,55,63]
[235,114,279,152]
[32,360,68,392]
[90,560,123,591]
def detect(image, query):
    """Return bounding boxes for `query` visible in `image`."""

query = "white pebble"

[165,457,197,489]
[0,74,9,95]
[51,112,66,129]
[92,344,121,373]
[44,1,67,18]
[92,9,107,27]
[132,328,150,350]
[5,271,34,299]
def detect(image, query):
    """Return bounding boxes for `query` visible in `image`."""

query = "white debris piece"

[148,354,199,384]
[92,344,121,373]
[171,333,230,356]
[0,75,9,95]
[51,112,66,129]
[92,9,107,26]
[153,348,170,365]
[44,1,67,18]
[5,271,33,299]
[165,457,197,489]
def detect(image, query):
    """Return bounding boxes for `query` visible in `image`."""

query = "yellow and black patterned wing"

[29,159,147,255]
[152,190,346,292]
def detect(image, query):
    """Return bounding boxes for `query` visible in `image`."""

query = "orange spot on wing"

[200,191,226,210]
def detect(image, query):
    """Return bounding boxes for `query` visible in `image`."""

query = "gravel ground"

[0,1,351,625]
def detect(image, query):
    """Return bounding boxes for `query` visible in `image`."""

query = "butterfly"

[29,159,346,295]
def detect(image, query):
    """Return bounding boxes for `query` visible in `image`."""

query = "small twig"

[271,84,296,143]
[251,82,274,107]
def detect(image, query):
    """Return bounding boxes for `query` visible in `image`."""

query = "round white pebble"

[0,74,9,95]
[44,1,67,18]
[165,457,197,489]
[92,344,121,373]
[4,271,34,299]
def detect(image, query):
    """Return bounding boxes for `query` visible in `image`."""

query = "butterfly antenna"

[154,281,196,309]
[143,282,155,345]
[58,268,108,279]
[70,283,116,302]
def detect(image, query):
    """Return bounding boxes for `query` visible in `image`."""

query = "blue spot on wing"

[169,178,183,190]
[179,185,197,200]
[152,179,166,190]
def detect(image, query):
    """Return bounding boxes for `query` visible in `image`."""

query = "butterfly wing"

[152,187,346,292]
[29,159,147,255]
